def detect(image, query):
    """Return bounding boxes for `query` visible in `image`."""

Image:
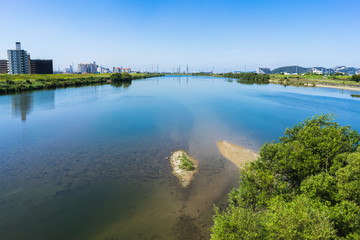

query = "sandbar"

[217,141,258,168]
[169,150,198,188]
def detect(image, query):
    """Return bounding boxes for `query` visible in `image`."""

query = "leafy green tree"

[110,72,123,82]
[263,196,335,240]
[257,114,359,188]
[121,72,132,81]
[351,75,360,82]
[211,205,265,240]
[336,152,360,203]
[300,172,337,204]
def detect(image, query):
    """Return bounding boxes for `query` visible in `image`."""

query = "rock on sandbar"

[169,150,198,188]
[217,141,258,168]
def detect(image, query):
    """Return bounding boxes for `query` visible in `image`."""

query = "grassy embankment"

[269,74,360,88]
[191,72,360,90]
[0,73,163,95]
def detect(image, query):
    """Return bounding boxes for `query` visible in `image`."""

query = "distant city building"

[64,65,74,73]
[257,68,271,74]
[113,67,121,73]
[78,61,98,73]
[122,68,131,73]
[97,66,111,74]
[0,60,8,74]
[112,66,131,73]
[311,68,324,74]
[7,42,29,74]
[30,59,53,74]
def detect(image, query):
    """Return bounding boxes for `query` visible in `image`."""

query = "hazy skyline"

[1,0,359,72]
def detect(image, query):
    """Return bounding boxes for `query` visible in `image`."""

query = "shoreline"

[269,79,360,92]
[314,83,360,92]
[0,73,164,95]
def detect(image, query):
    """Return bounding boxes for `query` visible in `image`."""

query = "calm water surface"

[1,76,360,240]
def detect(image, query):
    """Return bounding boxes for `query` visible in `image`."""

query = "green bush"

[179,153,195,171]
[352,75,360,82]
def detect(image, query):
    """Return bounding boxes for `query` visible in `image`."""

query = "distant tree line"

[0,72,164,95]
[223,72,270,84]
[191,72,270,84]
[211,114,360,239]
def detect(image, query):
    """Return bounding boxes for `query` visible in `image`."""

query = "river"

[0,75,360,239]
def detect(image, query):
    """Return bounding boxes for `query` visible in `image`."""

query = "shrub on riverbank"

[211,114,360,239]
[352,75,360,82]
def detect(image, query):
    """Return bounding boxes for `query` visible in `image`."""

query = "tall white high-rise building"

[7,42,29,74]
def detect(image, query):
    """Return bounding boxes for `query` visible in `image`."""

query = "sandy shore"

[217,141,258,168]
[270,79,360,92]
[169,150,198,188]
[315,83,360,92]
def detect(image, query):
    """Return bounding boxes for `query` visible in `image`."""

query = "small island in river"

[169,150,198,188]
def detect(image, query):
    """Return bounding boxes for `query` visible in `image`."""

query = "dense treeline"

[352,75,360,82]
[0,73,164,95]
[211,114,360,239]
[191,72,270,84]
[110,72,164,82]
[223,73,270,84]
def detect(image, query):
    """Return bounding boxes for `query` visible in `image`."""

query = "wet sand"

[216,141,258,168]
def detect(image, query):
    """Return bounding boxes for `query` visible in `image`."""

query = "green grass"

[178,153,195,171]
[269,74,360,87]
[0,73,164,95]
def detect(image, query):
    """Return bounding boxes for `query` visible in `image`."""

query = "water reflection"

[11,93,33,121]
[110,80,132,88]
[11,91,55,121]
[236,79,269,85]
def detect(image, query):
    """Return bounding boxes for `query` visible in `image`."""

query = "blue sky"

[0,0,359,72]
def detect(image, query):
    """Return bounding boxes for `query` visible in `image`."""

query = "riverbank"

[269,74,360,91]
[0,73,164,95]
[191,73,360,92]
[216,141,258,168]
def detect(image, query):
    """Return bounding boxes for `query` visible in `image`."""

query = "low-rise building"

[112,67,131,73]
[30,59,53,74]
[312,68,324,74]
[0,60,8,74]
